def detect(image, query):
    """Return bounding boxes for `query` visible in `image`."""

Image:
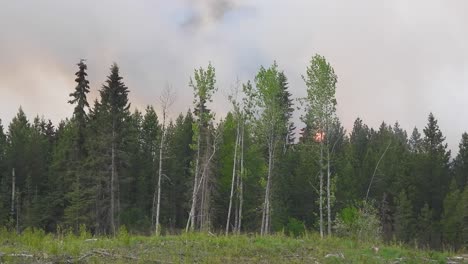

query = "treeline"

[0,56,466,250]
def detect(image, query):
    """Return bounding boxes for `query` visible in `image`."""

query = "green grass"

[0,228,456,263]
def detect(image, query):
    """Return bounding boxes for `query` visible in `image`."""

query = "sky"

[1,0,468,154]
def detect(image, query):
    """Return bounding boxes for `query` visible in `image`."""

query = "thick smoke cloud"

[1,0,468,153]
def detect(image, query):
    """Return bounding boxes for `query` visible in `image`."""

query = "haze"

[1,0,468,153]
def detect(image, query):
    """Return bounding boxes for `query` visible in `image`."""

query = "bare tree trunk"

[319,140,324,239]
[234,184,239,233]
[327,138,331,236]
[110,120,116,236]
[200,169,206,229]
[262,139,274,235]
[260,199,266,235]
[187,128,220,232]
[155,116,166,235]
[186,121,202,232]
[200,131,211,231]
[366,141,392,201]
[237,124,245,234]
[226,122,240,235]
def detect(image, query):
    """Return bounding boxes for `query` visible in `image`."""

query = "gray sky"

[1,0,468,154]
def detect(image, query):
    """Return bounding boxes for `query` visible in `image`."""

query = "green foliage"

[1,57,468,253]
[417,203,434,247]
[441,180,464,249]
[334,202,382,243]
[0,230,453,263]
[394,190,415,243]
[117,225,131,245]
[301,54,337,129]
[285,217,305,237]
[338,206,359,226]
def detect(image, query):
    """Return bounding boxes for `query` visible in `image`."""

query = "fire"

[314,131,325,142]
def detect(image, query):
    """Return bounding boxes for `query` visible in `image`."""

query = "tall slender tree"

[63,59,92,232]
[302,54,337,237]
[154,86,175,235]
[186,63,217,232]
[94,63,131,235]
[453,133,468,190]
[422,113,450,218]
[69,59,90,156]
[244,62,286,235]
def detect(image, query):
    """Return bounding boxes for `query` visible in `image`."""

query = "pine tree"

[417,203,433,247]
[62,59,92,232]
[0,119,8,225]
[167,112,194,229]
[90,63,131,235]
[69,59,90,156]
[453,133,468,190]
[441,180,463,249]
[421,113,450,220]
[138,107,159,231]
[6,108,31,231]
[409,127,423,153]
[278,71,295,147]
[394,190,415,243]
[461,185,468,249]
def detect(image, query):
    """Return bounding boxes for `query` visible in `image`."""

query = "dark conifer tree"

[92,63,131,235]
[453,133,468,190]
[69,59,90,155]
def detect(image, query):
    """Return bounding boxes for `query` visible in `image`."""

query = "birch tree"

[245,63,286,235]
[225,81,246,235]
[186,63,217,232]
[154,86,175,235]
[302,54,337,238]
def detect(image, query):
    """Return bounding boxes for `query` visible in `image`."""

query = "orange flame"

[314,131,325,142]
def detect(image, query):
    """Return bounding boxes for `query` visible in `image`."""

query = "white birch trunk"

[327,137,331,236]
[186,129,201,232]
[155,110,167,235]
[319,139,324,239]
[237,124,245,234]
[187,129,220,231]
[226,122,240,235]
[262,138,274,235]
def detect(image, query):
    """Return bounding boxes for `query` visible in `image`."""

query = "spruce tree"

[441,180,464,248]
[394,190,415,243]
[167,112,194,229]
[421,113,450,219]
[409,127,423,153]
[453,133,468,189]
[278,71,295,147]
[417,203,433,247]
[90,63,131,235]
[62,60,92,232]
[0,119,8,225]
[69,59,90,156]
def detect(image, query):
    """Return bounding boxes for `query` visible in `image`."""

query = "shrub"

[334,201,381,243]
[285,217,305,237]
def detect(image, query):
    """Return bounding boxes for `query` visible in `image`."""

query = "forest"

[0,55,466,252]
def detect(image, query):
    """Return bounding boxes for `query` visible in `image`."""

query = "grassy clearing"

[0,228,459,263]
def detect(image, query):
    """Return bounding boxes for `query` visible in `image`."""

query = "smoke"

[179,0,254,30]
[1,0,468,153]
